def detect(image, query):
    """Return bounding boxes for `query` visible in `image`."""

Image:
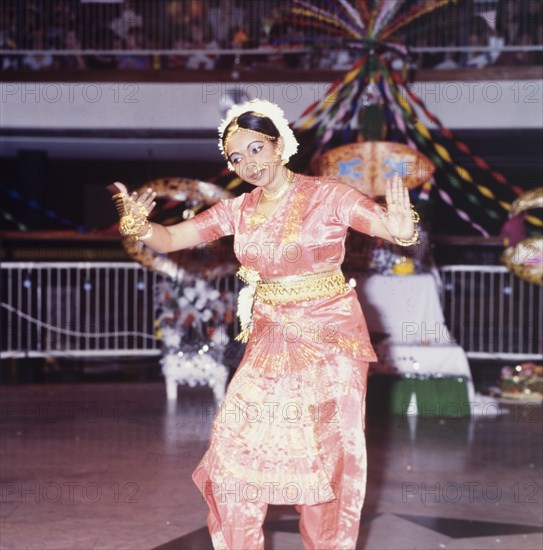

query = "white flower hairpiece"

[218,99,299,170]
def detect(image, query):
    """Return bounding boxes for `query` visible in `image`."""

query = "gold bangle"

[113,192,150,237]
[136,222,153,241]
[394,227,420,247]
[119,213,148,236]
[119,214,138,236]
[392,209,420,247]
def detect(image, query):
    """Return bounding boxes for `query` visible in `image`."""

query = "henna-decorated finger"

[403,186,410,208]
[386,179,393,206]
[392,173,403,204]
[389,178,397,205]
[106,182,128,195]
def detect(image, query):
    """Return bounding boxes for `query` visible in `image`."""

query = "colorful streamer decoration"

[284,0,541,235]
[0,207,28,231]
[0,185,87,232]
[378,60,509,233]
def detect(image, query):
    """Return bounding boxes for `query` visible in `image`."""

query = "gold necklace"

[261,170,295,202]
[248,171,296,226]
[262,182,289,202]
[247,212,268,227]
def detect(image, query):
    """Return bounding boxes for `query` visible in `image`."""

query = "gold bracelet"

[119,214,148,236]
[113,192,150,237]
[393,227,420,247]
[136,222,154,241]
[119,214,137,235]
[393,210,420,247]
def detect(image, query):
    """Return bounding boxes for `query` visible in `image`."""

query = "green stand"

[367,375,471,417]
[391,376,470,417]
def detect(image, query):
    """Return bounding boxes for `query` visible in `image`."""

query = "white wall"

[1,80,541,159]
[2,80,541,130]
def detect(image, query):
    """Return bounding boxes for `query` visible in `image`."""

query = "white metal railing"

[1,261,541,361]
[439,265,543,360]
[1,0,541,71]
[1,262,161,358]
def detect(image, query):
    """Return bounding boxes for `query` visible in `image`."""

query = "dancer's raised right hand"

[105,181,203,253]
[106,181,157,217]
[106,181,156,240]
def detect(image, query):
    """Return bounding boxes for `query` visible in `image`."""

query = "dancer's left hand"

[381,173,416,240]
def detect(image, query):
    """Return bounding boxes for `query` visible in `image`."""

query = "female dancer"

[109,99,418,549]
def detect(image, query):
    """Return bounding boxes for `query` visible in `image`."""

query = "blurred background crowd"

[1,0,541,73]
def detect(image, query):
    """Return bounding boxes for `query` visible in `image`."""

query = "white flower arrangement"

[161,349,229,403]
[155,274,237,402]
[155,275,236,351]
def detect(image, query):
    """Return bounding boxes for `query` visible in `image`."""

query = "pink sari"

[192,174,380,549]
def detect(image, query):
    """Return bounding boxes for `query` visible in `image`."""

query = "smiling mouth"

[249,168,265,180]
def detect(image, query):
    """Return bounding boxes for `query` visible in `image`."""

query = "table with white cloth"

[354,273,475,416]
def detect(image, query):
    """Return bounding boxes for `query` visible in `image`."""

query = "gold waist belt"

[235,267,350,343]
[255,269,350,305]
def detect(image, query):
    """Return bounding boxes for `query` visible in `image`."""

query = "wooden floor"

[0,380,541,549]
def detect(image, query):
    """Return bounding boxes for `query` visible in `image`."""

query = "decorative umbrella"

[281,0,542,235]
[501,187,543,286]
[313,140,434,196]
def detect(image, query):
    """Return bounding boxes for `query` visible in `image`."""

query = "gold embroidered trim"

[333,335,375,360]
[244,338,323,376]
[280,177,315,244]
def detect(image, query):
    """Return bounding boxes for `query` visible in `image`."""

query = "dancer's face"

[226,130,283,187]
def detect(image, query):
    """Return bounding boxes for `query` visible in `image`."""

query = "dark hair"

[222,111,280,149]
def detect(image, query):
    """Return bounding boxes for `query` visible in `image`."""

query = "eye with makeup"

[249,142,264,155]
[229,142,264,166]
